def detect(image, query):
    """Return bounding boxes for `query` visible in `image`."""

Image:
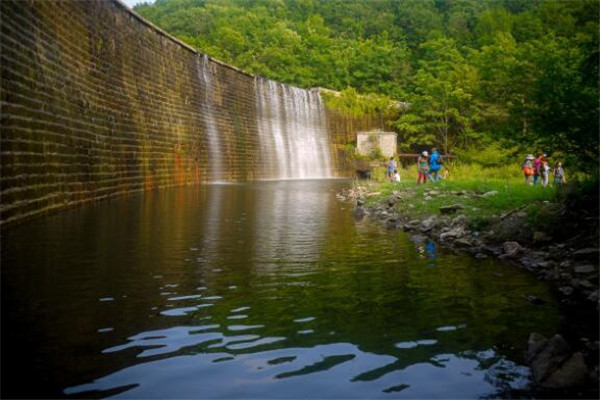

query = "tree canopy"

[135,0,599,170]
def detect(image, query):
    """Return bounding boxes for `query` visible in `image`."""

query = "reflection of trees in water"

[251,181,332,275]
[2,182,562,399]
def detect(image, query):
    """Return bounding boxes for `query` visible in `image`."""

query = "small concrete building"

[357,131,397,158]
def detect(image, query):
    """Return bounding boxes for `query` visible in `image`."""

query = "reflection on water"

[1,181,562,398]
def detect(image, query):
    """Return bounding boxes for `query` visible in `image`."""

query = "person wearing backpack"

[521,154,534,184]
[428,148,443,182]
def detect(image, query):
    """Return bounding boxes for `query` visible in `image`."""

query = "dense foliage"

[135,0,599,170]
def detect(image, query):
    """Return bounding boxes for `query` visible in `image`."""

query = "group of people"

[416,148,444,184]
[386,148,445,184]
[521,152,566,186]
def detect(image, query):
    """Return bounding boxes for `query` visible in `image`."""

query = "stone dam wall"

[0,0,384,225]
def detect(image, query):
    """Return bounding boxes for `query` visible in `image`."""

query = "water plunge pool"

[1,180,562,398]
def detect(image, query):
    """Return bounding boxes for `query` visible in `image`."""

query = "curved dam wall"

[0,0,382,225]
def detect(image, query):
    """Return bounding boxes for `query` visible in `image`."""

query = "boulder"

[451,214,468,226]
[353,206,365,220]
[572,248,600,259]
[440,226,467,241]
[574,265,596,274]
[454,238,473,248]
[541,352,589,389]
[420,216,436,232]
[440,204,464,215]
[527,333,589,389]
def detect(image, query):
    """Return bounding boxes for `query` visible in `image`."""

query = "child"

[553,162,566,186]
[442,168,450,180]
[387,156,397,182]
[393,169,401,183]
[417,151,428,184]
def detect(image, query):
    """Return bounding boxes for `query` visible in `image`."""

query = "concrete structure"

[357,131,398,158]
[0,0,389,225]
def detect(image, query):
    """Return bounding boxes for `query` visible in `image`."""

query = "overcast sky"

[122,0,156,8]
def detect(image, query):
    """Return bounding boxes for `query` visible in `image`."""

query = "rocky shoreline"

[337,184,599,397]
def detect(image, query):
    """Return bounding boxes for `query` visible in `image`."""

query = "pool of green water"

[1,180,562,398]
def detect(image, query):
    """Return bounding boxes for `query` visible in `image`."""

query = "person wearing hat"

[522,154,534,184]
[417,151,429,184]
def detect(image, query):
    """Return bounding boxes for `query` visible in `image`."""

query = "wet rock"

[527,333,589,389]
[587,290,599,303]
[440,226,467,241]
[386,218,399,229]
[353,206,365,221]
[574,265,596,274]
[454,238,473,248]
[526,332,549,363]
[420,216,436,232]
[503,241,524,258]
[356,198,364,207]
[475,253,488,259]
[559,286,574,296]
[410,235,427,244]
[451,214,468,227]
[536,260,551,268]
[387,195,398,208]
[440,204,464,215]
[481,245,502,255]
[559,260,572,269]
[572,248,600,259]
[578,279,596,290]
[543,352,589,389]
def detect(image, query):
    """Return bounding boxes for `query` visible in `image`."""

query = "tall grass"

[367,162,562,219]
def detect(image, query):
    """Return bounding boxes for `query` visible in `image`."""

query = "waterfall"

[197,54,224,182]
[255,77,333,180]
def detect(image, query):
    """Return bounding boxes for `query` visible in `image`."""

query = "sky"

[122,0,156,8]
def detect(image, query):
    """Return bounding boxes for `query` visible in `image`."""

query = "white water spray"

[255,77,333,180]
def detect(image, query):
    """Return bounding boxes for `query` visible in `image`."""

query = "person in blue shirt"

[428,148,443,181]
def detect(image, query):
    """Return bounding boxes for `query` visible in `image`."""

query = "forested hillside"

[135,0,599,169]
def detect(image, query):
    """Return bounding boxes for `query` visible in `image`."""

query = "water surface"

[1,180,562,398]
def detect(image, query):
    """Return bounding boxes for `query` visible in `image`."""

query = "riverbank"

[337,177,599,397]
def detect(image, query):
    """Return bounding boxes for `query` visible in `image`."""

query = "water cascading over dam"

[0,0,385,225]
[197,54,225,182]
[255,77,333,180]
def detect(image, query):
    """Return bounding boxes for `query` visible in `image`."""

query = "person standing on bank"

[387,156,397,182]
[522,154,534,184]
[541,158,550,187]
[533,151,545,186]
[553,162,566,186]
[428,148,443,182]
[417,151,428,184]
